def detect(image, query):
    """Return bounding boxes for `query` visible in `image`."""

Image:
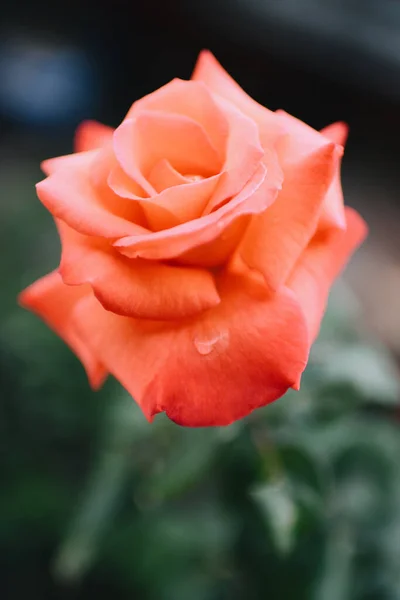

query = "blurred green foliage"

[1,158,400,600]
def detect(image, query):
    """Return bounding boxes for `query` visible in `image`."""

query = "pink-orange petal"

[319,121,349,231]
[203,95,266,214]
[36,162,147,239]
[90,145,148,227]
[192,51,283,148]
[41,149,97,177]
[18,271,107,388]
[321,121,349,147]
[275,110,340,162]
[148,159,191,192]
[73,274,309,427]
[42,146,146,230]
[114,163,278,263]
[238,143,338,291]
[276,110,347,231]
[112,97,266,232]
[57,221,221,320]
[74,120,114,153]
[41,122,115,176]
[110,161,220,231]
[108,162,179,230]
[126,79,229,159]
[287,207,367,341]
[113,112,221,196]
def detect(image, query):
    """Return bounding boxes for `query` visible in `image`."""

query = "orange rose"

[19,51,367,426]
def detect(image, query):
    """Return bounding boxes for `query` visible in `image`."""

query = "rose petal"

[94,145,148,222]
[36,156,147,238]
[192,51,283,148]
[126,79,229,159]
[144,176,219,227]
[237,142,338,291]
[42,121,115,176]
[191,53,283,214]
[276,111,347,231]
[109,160,220,231]
[43,144,148,228]
[113,111,221,197]
[41,147,100,177]
[148,159,191,192]
[112,96,266,230]
[203,95,267,214]
[127,75,267,220]
[73,273,309,426]
[57,221,221,320]
[287,207,367,341]
[176,214,251,268]
[275,110,338,162]
[321,121,349,147]
[319,121,349,230]
[74,120,114,152]
[18,271,107,388]
[114,163,279,265]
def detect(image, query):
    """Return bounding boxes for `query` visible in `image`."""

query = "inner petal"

[113,111,222,194]
[125,79,229,160]
[109,161,220,231]
[91,144,148,227]
[148,159,191,193]
[113,162,275,264]
[201,96,266,215]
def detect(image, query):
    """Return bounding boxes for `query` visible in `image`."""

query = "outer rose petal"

[41,122,114,176]
[276,110,347,231]
[114,163,279,265]
[41,149,99,177]
[73,274,309,427]
[57,221,221,320]
[287,207,367,342]
[18,272,107,388]
[275,110,339,162]
[36,156,147,239]
[237,143,338,291]
[192,51,283,148]
[42,145,148,230]
[74,121,114,153]
[321,121,348,147]
[319,121,349,231]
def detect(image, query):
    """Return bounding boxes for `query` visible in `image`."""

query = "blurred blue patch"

[0,38,98,126]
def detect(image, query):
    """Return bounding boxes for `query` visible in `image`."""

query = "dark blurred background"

[1,1,400,599]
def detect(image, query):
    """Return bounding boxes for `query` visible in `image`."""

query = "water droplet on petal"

[185,174,204,182]
[194,338,214,356]
[193,330,229,357]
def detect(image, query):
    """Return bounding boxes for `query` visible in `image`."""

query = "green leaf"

[53,392,144,583]
[251,479,298,555]
[313,522,355,600]
[321,345,400,405]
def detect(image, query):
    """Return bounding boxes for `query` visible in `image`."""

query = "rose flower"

[19,51,367,426]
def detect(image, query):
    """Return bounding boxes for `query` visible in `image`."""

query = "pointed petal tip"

[321,121,349,147]
[291,377,302,392]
